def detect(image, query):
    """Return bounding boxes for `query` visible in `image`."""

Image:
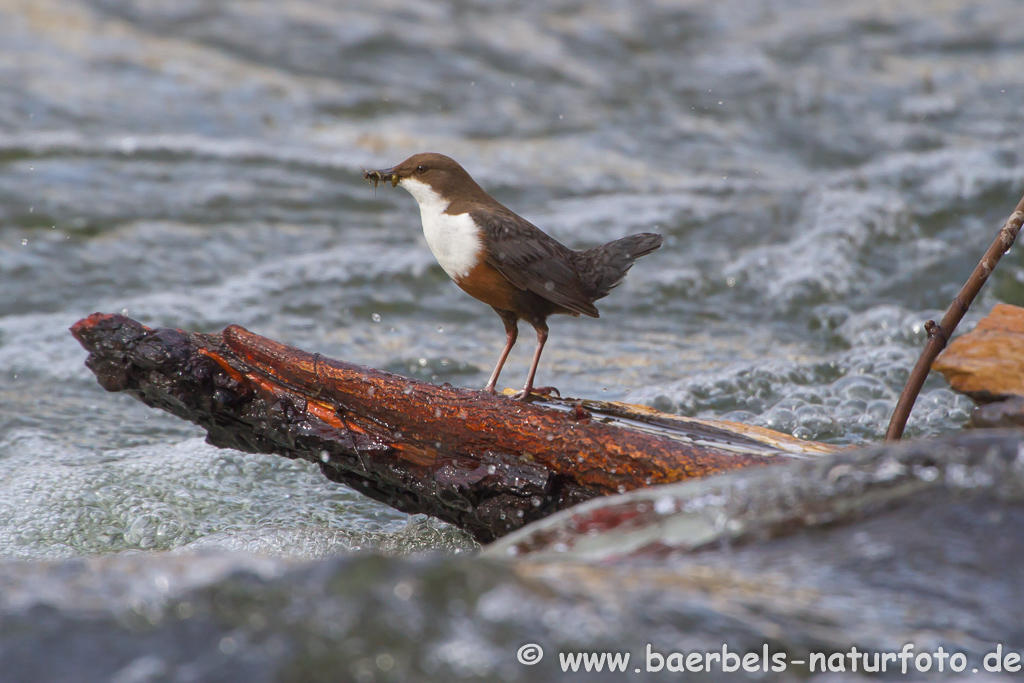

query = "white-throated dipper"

[364,152,662,400]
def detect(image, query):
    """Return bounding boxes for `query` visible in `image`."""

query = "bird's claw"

[512,386,560,401]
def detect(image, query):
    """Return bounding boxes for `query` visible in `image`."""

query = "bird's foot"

[512,386,561,401]
[481,384,498,396]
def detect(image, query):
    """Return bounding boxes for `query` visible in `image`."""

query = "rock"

[970,396,1024,429]
[933,303,1024,402]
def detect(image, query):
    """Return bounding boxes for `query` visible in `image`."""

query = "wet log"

[487,430,1024,560]
[70,313,835,542]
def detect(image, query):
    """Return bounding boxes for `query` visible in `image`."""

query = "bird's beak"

[363,167,400,188]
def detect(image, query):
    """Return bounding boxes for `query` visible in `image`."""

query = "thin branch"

[885,193,1024,441]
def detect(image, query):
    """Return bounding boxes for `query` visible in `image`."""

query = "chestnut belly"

[453,261,568,320]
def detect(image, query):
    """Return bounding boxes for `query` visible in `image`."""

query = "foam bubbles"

[630,342,973,445]
[0,436,477,561]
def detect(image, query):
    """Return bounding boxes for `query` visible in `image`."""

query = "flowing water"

[3,0,1022,558]
[1,0,1024,676]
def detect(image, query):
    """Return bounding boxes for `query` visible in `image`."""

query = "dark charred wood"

[70,313,833,542]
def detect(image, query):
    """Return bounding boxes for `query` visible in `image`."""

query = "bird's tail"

[578,232,663,300]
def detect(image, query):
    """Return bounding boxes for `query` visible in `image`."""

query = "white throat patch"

[399,177,482,280]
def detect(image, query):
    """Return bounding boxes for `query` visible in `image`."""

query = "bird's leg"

[483,309,518,394]
[514,321,558,401]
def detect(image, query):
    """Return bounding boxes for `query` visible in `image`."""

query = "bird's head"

[363,153,485,206]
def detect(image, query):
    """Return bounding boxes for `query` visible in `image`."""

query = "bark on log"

[70,313,835,542]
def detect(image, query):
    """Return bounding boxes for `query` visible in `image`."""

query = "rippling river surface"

[1,0,1022,575]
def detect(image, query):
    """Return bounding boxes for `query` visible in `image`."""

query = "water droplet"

[558,114,564,120]
[28,206,33,213]
[372,313,381,323]
[320,450,330,463]
[546,434,554,441]
[726,276,736,287]
[393,582,413,600]
[617,485,627,494]
[440,358,449,366]
[544,280,555,291]
[487,465,496,474]
[654,496,675,515]
[437,325,444,333]
[20,238,28,246]
[418,358,427,367]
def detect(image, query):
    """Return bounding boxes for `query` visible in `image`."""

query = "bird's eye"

[416,165,427,174]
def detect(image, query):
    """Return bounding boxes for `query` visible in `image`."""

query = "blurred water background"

[1,2,1024,677]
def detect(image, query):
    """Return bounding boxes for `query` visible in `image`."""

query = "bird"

[364,152,662,400]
